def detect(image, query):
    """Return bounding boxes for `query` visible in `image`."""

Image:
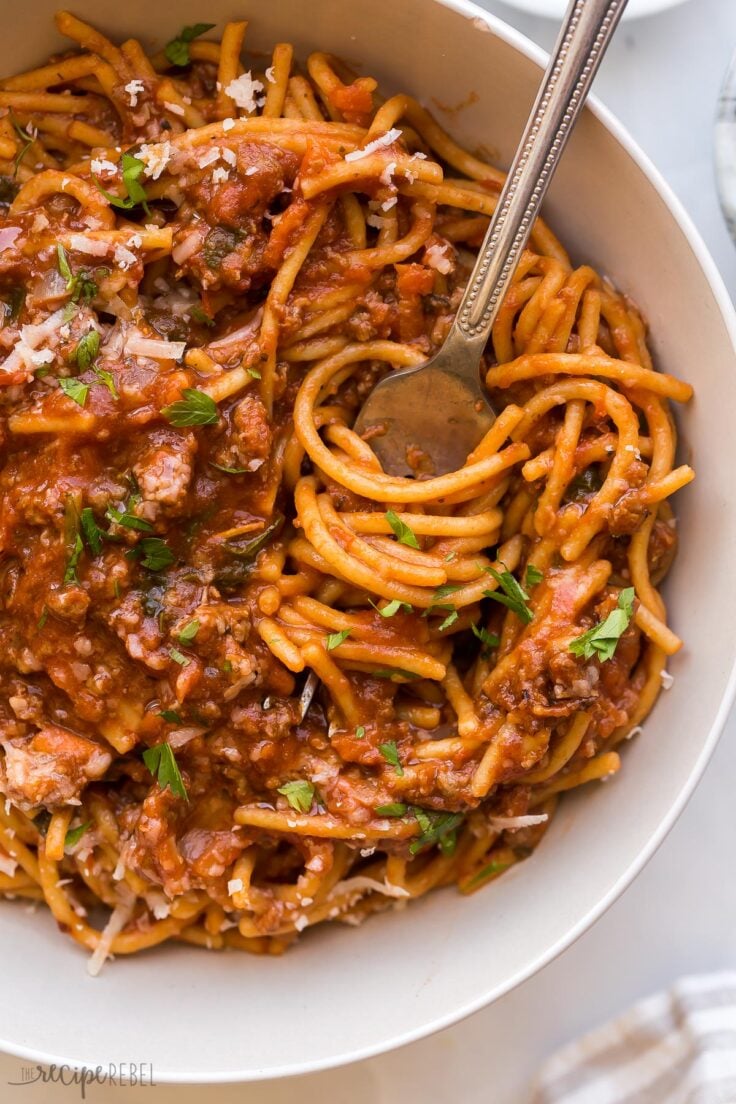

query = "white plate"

[2,0,736,1083]
[497,0,693,20]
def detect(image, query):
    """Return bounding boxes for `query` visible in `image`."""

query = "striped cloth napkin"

[531,973,736,1104]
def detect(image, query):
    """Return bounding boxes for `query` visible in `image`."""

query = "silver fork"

[353,0,628,477]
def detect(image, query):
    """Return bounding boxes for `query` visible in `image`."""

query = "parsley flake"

[168,646,189,666]
[375,802,407,817]
[64,533,83,584]
[142,742,188,800]
[94,152,150,215]
[372,667,419,682]
[385,509,420,549]
[371,598,412,618]
[525,564,544,587]
[159,709,182,724]
[483,566,533,624]
[409,808,464,855]
[106,504,153,532]
[59,377,89,407]
[75,330,100,371]
[162,387,218,427]
[379,740,404,776]
[569,587,636,663]
[438,609,459,632]
[277,779,315,814]
[80,507,104,556]
[355,725,366,739]
[177,619,200,645]
[93,364,118,398]
[128,537,175,572]
[63,821,90,851]
[164,22,215,67]
[326,629,351,651]
[472,622,500,657]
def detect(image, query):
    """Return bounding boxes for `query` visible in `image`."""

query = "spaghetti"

[0,12,693,970]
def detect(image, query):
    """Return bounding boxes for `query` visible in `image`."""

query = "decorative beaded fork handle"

[353,0,628,477]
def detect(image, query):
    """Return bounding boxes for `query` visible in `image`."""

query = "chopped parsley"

[372,667,419,682]
[142,742,188,800]
[127,537,175,572]
[59,377,89,407]
[56,244,98,304]
[190,304,215,327]
[431,583,462,605]
[10,114,34,177]
[80,507,104,556]
[569,587,636,663]
[177,619,200,645]
[94,152,150,215]
[164,22,215,67]
[371,598,412,618]
[375,802,407,817]
[326,629,351,651]
[466,859,512,888]
[355,726,366,739]
[247,367,261,380]
[483,566,533,624]
[409,808,464,855]
[93,364,118,398]
[525,564,544,587]
[64,533,83,584]
[438,609,459,632]
[162,387,219,427]
[75,330,100,371]
[385,509,420,549]
[277,779,315,814]
[378,740,404,776]
[472,622,500,657]
[159,709,182,724]
[63,822,90,851]
[209,461,248,475]
[106,504,154,532]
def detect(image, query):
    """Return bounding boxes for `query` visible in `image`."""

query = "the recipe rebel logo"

[7,1062,155,1098]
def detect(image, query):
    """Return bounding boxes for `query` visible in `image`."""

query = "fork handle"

[449,0,627,357]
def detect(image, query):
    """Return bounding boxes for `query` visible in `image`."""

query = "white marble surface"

[3,1,736,1099]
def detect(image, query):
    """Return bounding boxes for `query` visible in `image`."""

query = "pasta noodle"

[0,12,693,970]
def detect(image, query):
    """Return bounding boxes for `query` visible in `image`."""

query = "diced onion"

[0,226,21,253]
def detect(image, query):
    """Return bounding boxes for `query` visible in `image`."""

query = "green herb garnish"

[64,822,90,851]
[375,802,407,817]
[379,740,404,776]
[159,709,182,724]
[471,623,500,657]
[75,330,100,371]
[438,609,459,631]
[355,726,366,739]
[525,564,543,587]
[483,566,533,624]
[142,742,188,800]
[59,377,89,407]
[80,507,104,556]
[128,537,175,572]
[409,808,464,855]
[164,22,215,67]
[168,646,189,666]
[94,152,150,215]
[326,629,351,651]
[372,668,419,682]
[385,509,420,549]
[277,779,315,814]
[106,504,154,532]
[93,364,118,398]
[177,619,199,645]
[371,599,412,618]
[162,387,218,427]
[569,587,635,663]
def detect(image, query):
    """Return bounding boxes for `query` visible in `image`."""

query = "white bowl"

[3,0,736,1083]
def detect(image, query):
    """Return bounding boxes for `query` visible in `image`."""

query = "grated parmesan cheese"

[222,117,235,132]
[379,160,396,186]
[113,243,137,270]
[138,141,172,180]
[163,101,185,117]
[124,79,145,107]
[345,128,402,162]
[265,65,276,83]
[225,73,265,113]
[221,147,237,168]
[198,147,220,169]
[212,166,230,184]
[90,157,117,176]
[69,233,109,257]
[29,349,54,367]
[488,813,548,830]
[381,196,397,211]
[661,670,675,689]
[0,853,17,878]
[425,242,453,275]
[227,878,244,895]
